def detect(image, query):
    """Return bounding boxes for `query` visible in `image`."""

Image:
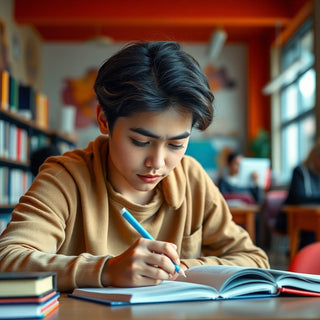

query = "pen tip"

[180,269,187,278]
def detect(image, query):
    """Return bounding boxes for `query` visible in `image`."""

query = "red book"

[279,287,320,297]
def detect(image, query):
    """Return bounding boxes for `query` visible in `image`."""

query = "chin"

[135,182,159,192]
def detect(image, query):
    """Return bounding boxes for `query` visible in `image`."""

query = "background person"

[217,152,263,205]
[276,140,320,248]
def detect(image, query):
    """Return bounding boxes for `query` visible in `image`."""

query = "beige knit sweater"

[0,135,269,291]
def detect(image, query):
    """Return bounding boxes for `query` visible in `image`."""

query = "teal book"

[0,291,59,319]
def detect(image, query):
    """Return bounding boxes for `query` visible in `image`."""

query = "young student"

[276,140,320,248]
[0,41,269,291]
[217,152,263,204]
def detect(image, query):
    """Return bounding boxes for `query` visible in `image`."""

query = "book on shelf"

[35,92,49,129]
[0,291,59,319]
[0,167,33,205]
[0,70,9,111]
[1,74,49,126]
[18,83,36,120]
[0,212,11,235]
[9,75,18,113]
[70,265,320,306]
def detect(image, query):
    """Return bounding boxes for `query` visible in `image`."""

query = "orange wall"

[247,37,271,142]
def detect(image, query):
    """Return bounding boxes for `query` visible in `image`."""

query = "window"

[279,19,315,182]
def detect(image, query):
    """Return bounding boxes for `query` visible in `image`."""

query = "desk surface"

[229,204,259,242]
[47,293,320,319]
[283,205,320,213]
[282,205,320,259]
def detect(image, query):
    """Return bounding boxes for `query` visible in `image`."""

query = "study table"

[282,205,320,260]
[46,293,320,319]
[229,204,259,243]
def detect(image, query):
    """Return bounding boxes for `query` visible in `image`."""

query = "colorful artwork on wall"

[62,69,98,129]
[204,64,236,91]
[60,63,236,130]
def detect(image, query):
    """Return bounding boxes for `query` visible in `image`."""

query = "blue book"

[0,291,59,319]
[18,84,36,120]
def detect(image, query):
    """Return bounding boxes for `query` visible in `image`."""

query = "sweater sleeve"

[0,162,109,292]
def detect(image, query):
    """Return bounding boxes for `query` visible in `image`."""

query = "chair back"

[223,192,255,205]
[261,190,287,229]
[288,242,320,275]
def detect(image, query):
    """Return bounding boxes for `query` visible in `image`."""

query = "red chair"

[259,190,287,249]
[288,242,320,275]
[261,190,287,230]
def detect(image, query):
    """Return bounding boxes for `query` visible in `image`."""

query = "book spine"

[9,75,18,113]
[35,92,49,129]
[0,167,33,205]
[16,127,22,162]
[0,212,11,235]
[0,119,4,157]
[0,70,9,111]
[18,84,34,120]
[0,167,4,204]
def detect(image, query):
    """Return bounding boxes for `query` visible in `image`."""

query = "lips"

[138,174,161,183]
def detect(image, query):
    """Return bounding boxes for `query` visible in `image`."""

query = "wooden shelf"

[0,204,14,214]
[0,157,30,170]
[0,109,51,135]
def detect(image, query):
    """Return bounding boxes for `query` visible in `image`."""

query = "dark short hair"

[94,41,214,132]
[227,152,242,165]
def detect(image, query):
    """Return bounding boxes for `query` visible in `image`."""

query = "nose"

[144,147,165,169]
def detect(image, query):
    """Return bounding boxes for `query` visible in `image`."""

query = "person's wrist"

[101,257,114,287]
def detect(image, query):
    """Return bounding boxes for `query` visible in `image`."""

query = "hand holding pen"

[101,208,184,287]
[100,208,186,288]
[120,208,186,278]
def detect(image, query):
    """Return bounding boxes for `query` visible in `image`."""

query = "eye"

[168,143,184,150]
[131,138,149,147]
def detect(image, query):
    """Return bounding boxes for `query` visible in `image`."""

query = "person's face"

[97,105,192,204]
[229,155,242,176]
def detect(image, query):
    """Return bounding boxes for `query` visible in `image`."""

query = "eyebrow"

[130,128,191,140]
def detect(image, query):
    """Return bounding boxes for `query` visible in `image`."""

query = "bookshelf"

[0,70,77,232]
[0,109,76,207]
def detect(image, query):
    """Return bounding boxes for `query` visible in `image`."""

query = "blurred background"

[0,1,319,265]
[1,0,317,184]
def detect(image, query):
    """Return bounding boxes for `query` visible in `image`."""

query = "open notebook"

[70,265,320,306]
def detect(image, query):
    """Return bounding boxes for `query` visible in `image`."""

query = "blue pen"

[120,207,186,277]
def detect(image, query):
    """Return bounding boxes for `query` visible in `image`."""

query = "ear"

[96,104,110,134]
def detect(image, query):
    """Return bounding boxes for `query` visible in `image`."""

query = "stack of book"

[0,272,59,319]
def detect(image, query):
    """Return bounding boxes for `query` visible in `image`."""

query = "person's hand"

[101,238,182,287]
[251,171,259,185]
